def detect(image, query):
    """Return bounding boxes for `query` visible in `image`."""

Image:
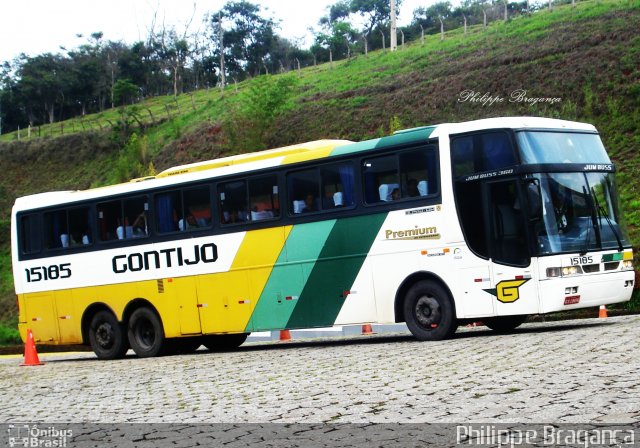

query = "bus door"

[486,179,539,316]
[166,276,201,335]
[23,293,59,344]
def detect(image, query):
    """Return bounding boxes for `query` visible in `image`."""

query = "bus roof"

[12,117,597,212]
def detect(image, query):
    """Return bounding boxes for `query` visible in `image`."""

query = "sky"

[0,0,439,63]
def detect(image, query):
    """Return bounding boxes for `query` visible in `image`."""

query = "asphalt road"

[1,315,638,427]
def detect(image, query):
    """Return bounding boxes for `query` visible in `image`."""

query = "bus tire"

[88,310,129,360]
[127,307,165,358]
[404,280,457,341]
[203,333,248,351]
[484,315,528,333]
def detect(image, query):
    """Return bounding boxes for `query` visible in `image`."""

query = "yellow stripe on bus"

[196,226,292,334]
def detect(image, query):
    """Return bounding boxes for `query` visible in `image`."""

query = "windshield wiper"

[581,186,599,255]
[591,187,624,252]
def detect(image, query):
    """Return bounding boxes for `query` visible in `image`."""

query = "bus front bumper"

[538,270,635,314]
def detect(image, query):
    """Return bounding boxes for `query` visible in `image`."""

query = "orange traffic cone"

[361,324,374,335]
[20,329,44,366]
[279,329,291,342]
[598,305,608,319]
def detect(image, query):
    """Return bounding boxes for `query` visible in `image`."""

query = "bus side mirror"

[526,181,543,221]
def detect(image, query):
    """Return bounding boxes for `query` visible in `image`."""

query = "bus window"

[321,163,355,209]
[20,214,41,254]
[44,210,67,249]
[98,200,122,241]
[156,186,211,233]
[68,207,91,246]
[155,191,182,233]
[124,198,148,238]
[98,197,148,241]
[249,176,279,221]
[452,132,517,177]
[219,180,249,224]
[363,155,399,203]
[364,147,436,203]
[288,169,320,214]
[44,207,91,249]
[183,187,212,229]
[399,148,434,197]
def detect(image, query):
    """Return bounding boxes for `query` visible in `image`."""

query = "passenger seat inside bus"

[378,183,400,201]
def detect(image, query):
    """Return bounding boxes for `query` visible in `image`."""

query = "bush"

[0,322,20,345]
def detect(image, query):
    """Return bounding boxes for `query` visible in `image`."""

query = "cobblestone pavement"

[0,316,638,424]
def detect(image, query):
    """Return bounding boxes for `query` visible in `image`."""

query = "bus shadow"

[41,320,617,363]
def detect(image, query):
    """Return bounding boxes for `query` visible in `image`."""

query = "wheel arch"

[394,271,456,323]
[81,302,118,345]
[122,298,162,330]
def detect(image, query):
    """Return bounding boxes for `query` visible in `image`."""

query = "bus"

[11,117,635,359]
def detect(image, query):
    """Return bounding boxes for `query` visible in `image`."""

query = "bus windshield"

[516,131,611,164]
[532,172,629,255]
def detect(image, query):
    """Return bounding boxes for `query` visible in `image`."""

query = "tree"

[230,74,298,149]
[112,79,139,105]
[211,1,278,78]
[350,0,402,38]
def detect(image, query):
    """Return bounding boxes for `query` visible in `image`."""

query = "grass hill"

[0,0,638,338]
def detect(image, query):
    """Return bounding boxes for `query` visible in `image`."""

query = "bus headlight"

[622,260,634,270]
[546,266,580,277]
[546,267,561,277]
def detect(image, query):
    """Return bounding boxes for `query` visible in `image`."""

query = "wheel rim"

[95,322,115,349]
[414,295,441,329]
[135,319,156,349]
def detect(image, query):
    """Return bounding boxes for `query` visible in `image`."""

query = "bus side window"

[124,197,149,238]
[452,136,475,177]
[20,214,41,254]
[68,207,92,246]
[452,132,516,176]
[98,200,122,241]
[481,133,517,170]
[219,180,248,224]
[183,187,212,230]
[363,155,399,203]
[399,147,436,198]
[288,169,320,214]
[156,191,182,233]
[321,163,355,208]
[249,175,279,221]
[44,210,68,249]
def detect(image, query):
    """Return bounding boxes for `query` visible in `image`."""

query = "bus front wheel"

[128,307,165,358]
[484,315,528,333]
[404,280,457,341]
[88,310,129,360]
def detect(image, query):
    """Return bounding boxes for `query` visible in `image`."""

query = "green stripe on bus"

[247,220,337,332]
[330,127,436,157]
[285,213,387,329]
[602,253,623,262]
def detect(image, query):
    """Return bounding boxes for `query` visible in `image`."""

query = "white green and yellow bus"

[12,117,635,359]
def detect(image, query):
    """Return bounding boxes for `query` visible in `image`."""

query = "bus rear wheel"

[203,333,248,351]
[128,307,165,358]
[484,315,528,333]
[89,310,129,360]
[404,280,457,341]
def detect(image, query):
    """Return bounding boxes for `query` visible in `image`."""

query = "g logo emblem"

[496,279,529,303]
